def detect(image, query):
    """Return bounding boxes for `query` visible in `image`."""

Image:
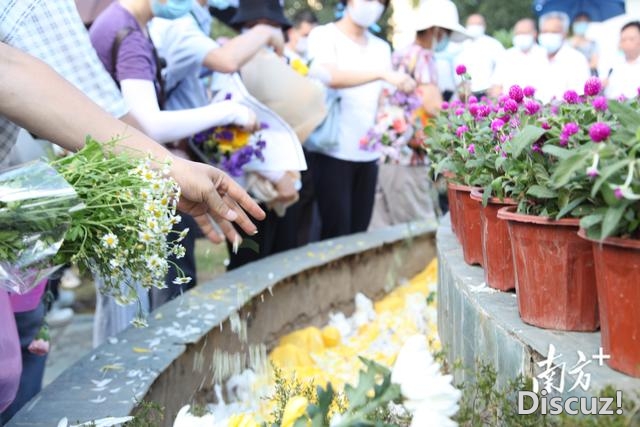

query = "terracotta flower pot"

[497,206,598,331]
[579,229,640,377]
[449,183,482,266]
[470,190,516,291]
[446,182,459,237]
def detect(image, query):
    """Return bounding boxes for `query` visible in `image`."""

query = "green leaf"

[609,100,640,129]
[580,213,604,230]
[509,125,547,158]
[541,144,572,160]
[601,204,627,239]
[526,185,557,199]
[592,159,630,197]
[556,196,586,220]
[550,151,591,188]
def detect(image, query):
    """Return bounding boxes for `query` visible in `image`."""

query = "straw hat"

[413,0,469,42]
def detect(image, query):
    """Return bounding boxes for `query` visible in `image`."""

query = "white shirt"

[492,44,547,94]
[307,23,391,162]
[456,35,505,92]
[535,43,591,103]
[604,55,640,99]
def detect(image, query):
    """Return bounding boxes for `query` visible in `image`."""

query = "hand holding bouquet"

[359,88,426,165]
[0,139,189,309]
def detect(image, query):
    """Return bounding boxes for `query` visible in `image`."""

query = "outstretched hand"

[170,157,265,244]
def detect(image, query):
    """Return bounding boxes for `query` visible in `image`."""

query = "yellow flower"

[291,58,309,76]
[228,413,260,427]
[281,396,309,427]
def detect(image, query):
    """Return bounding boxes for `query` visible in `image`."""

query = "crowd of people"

[1,0,640,423]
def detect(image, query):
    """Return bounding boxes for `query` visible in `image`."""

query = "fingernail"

[232,235,240,254]
[252,229,259,235]
[226,209,238,221]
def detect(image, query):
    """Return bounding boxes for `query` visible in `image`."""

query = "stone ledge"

[8,220,437,427]
[437,215,640,398]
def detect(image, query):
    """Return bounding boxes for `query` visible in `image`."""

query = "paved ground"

[44,314,94,386]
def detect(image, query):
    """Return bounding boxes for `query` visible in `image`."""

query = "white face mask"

[512,34,534,52]
[538,32,564,54]
[348,0,384,29]
[295,36,308,56]
[466,24,485,39]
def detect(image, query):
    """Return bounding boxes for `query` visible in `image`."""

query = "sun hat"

[413,0,469,42]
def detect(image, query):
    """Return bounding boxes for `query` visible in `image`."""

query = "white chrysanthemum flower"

[176,228,189,243]
[173,245,186,259]
[141,168,156,182]
[150,180,163,192]
[109,258,122,269]
[172,276,192,285]
[146,218,159,232]
[139,230,154,243]
[131,316,148,328]
[101,233,119,249]
[146,254,163,269]
[392,335,461,427]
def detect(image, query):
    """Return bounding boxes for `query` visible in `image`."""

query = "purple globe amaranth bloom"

[442,101,450,110]
[563,90,580,104]
[592,96,608,112]
[456,125,469,138]
[504,99,519,114]
[524,100,541,115]
[584,77,602,97]
[508,85,524,103]
[562,122,580,136]
[498,95,510,105]
[467,143,476,154]
[532,143,542,153]
[468,104,480,117]
[614,187,624,199]
[559,135,569,146]
[468,95,478,104]
[491,118,506,132]
[586,166,599,178]
[477,104,491,119]
[550,105,559,115]
[455,107,465,116]
[455,64,467,75]
[618,94,628,102]
[523,86,536,98]
[541,122,552,130]
[589,122,611,142]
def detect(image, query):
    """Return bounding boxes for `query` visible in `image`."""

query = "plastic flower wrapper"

[0,139,190,316]
[0,161,81,294]
[360,88,426,165]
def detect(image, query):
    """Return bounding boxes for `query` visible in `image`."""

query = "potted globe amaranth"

[551,94,640,377]
[497,79,610,332]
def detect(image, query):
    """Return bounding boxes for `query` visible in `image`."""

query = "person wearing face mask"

[306,0,416,239]
[89,0,262,345]
[147,0,288,308]
[489,18,547,99]
[285,9,318,63]
[368,0,468,230]
[604,21,640,99]
[570,12,599,76]
[455,13,505,98]
[535,11,590,103]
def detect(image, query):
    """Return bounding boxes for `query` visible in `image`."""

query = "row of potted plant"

[426,72,640,378]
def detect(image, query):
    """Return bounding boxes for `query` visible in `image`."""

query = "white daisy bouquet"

[0,138,189,309]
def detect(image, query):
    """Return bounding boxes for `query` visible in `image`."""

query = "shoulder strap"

[111,27,134,88]
[110,27,167,109]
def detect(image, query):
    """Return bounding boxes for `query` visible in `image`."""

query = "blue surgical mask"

[435,34,450,53]
[150,0,192,20]
[572,22,588,36]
